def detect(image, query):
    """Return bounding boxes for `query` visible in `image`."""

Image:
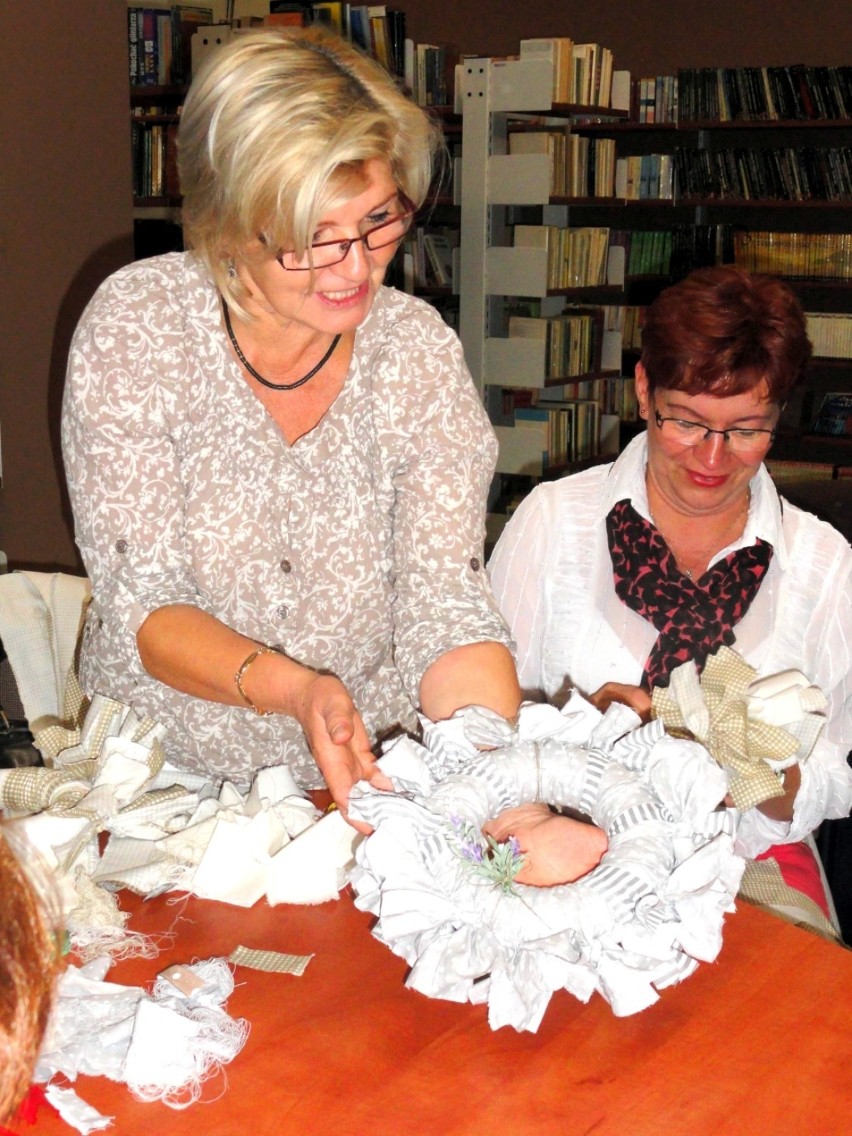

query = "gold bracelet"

[234,645,277,716]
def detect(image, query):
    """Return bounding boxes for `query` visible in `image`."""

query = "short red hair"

[640,265,811,403]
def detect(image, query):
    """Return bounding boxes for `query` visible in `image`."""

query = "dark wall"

[0,1,134,571]
[393,0,852,74]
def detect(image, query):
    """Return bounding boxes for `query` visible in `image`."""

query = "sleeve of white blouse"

[736,523,852,857]
[61,279,207,649]
[487,484,555,695]
[372,301,513,699]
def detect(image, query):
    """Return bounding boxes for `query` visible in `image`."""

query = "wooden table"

[27,888,852,1136]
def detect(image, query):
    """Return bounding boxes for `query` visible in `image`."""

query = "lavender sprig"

[448,816,526,895]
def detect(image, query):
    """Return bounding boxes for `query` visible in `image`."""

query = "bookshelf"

[458,49,852,502]
[127,5,461,272]
[458,49,632,495]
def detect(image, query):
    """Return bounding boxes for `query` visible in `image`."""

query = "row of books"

[270,6,447,101]
[602,304,645,351]
[674,146,852,203]
[676,65,852,123]
[499,372,639,424]
[805,313,852,359]
[128,5,212,86]
[131,120,179,200]
[506,308,609,381]
[635,76,678,124]
[519,37,616,109]
[508,130,617,198]
[610,229,677,278]
[513,225,610,289]
[497,399,606,471]
[733,231,852,280]
[404,226,457,289]
[506,222,852,286]
[615,154,675,201]
[765,458,852,482]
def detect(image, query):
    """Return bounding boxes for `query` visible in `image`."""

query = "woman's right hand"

[289,671,392,833]
[588,682,652,722]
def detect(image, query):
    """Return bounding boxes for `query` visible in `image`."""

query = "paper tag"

[158,964,205,996]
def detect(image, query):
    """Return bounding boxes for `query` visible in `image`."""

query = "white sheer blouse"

[489,434,852,856]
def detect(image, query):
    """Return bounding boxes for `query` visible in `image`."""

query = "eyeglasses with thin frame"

[653,405,777,455]
[275,193,417,271]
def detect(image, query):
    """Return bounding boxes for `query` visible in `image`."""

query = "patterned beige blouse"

[62,252,511,787]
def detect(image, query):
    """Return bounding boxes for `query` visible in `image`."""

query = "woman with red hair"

[488,266,852,937]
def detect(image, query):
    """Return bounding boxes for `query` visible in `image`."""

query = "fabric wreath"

[348,693,745,1032]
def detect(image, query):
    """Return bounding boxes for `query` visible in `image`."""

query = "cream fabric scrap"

[0,570,90,735]
[230,945,314,975]
[651,646,826,811]
[43,1083,112,1135]
[3,685,359,917]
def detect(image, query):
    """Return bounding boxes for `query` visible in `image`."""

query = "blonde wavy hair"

[178,25,443,313]
[0,827,62,1121]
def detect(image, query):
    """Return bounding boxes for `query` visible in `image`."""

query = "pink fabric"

[755,841,830,918]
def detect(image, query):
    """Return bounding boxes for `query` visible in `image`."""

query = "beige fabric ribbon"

[651,646,827,811]
[0,693,168,819]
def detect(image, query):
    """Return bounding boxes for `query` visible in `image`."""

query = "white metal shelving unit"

[458,55,625,480]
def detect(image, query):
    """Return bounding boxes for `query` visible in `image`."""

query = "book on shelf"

[269,2,313,23]
[733,231,852,281]
[678,63,852,122]
[765,459,837,482]
[169,5,213,86]
[310,2,346,33]
[805,313,852,359]
[810,392,852,437]
[368,6,391,70]
[519,37,575,105]
[421,230,456,287]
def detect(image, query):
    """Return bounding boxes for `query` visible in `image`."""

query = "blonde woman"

[62,27,520,826]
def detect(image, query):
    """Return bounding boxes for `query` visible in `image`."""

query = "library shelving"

[457,49,634,496]
[458,50,852,499]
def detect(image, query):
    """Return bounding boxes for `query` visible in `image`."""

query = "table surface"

[27,882,852,1136]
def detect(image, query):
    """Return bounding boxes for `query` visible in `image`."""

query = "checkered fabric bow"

[651,646,827,810]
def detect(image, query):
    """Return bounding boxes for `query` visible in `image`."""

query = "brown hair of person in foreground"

[0,828,62,1121]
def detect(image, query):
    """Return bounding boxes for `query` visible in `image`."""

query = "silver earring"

[226,259,238,279]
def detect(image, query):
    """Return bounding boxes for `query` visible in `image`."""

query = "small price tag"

[159,964,205,996]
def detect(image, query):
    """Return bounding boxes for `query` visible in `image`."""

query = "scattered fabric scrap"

[35,956,248,1131]
[230,945,314,976]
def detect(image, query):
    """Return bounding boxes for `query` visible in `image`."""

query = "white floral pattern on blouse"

[62,252,511,787]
